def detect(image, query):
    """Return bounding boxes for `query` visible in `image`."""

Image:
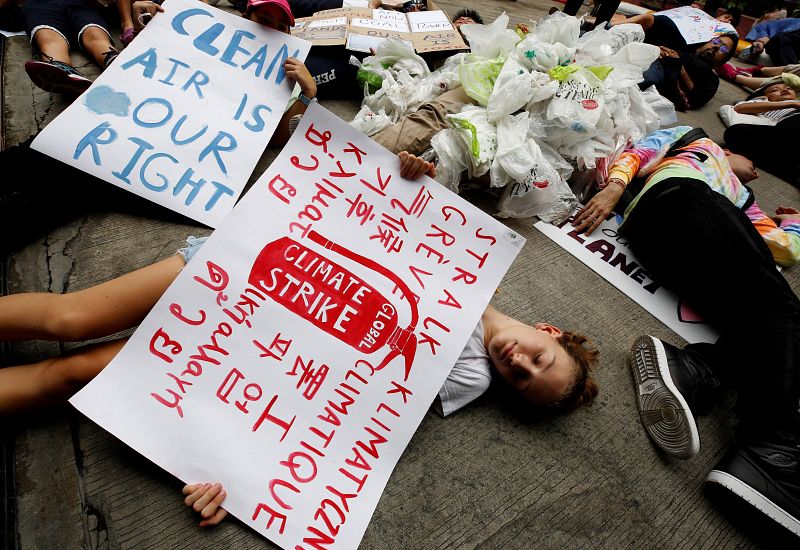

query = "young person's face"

[248,5,291,33]
[453,15,476,30]
[696,36,734,64]
[716,13,734,24]
[764,83,797,101]
[486,323,576,406]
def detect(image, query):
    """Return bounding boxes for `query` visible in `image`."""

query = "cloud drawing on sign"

[84,86,131,116]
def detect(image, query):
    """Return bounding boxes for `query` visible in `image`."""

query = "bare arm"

[618,13,654,31]
[734,100,800,114]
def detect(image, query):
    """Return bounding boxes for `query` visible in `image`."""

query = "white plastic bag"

[494,167,578,222]
[460,13,520,59]
[446,106,496,176]
[350,105,394,136]
[638,85,677,128]
[547,68,605,130]
[532,11,580,48]
[431,129,470,193]
[486,56,535,122]
[516,36,572,72]
[458,54,505,106]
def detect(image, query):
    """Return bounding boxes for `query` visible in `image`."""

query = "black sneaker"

[707,441,800,537]
[24,60,92,95]
[629,335,702,459]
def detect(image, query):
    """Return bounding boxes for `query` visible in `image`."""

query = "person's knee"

[40,351,104,398]
[80,25,110,46]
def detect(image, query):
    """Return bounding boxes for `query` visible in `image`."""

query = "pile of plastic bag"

[352,12,675,223]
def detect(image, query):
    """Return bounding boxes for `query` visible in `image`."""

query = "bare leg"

[0,254,184,342]
[760,66,786,77]
[80,25,117,67]
[0,338,125,414]
[32,28,71,64]
[734,74,769,88]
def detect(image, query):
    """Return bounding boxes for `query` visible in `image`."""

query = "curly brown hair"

[551,331,599,411]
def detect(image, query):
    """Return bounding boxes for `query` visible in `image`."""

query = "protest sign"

[535,214,718,344]
[292,6,468,53]
[659,6,737,45]
[31,0,310,228]
[70,103,524,549]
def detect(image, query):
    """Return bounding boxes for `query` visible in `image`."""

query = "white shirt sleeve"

[434,320,492,417]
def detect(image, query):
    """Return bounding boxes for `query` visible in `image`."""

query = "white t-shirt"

[737,97,800,123]
[434,319,492,417]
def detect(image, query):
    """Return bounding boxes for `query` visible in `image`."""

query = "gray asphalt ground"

[2,1,800,548]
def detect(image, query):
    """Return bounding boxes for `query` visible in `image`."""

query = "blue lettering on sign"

[121,47,159,78]
[169,7,300,84]
[221,29,256,67]
[113,137,154,184]
[141,152,179,192]
[133,97,174,128]
[74,122,118,166]
[199,132,237,175]
[171,115,208,145]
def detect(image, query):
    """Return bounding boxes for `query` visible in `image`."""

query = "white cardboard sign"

[71,104,524,549]
[31,0,310,228]
[535,214,718,343]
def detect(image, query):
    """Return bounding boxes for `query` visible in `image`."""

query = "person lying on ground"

[716,62,800,86]
[638,44,722,110]
[617,5,738,64]
[0,150,599,525]
[0,150,598,418]
[21,0,126,95]
[573,125,800,537]
[741,17,800,63]
[725,81,800,186]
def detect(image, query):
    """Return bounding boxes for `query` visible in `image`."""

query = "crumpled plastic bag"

[494,166,578,223]
[446,105,496,176]
[486,56,535,122]
[532,11,579,48]
[458,54,505,106]
[608,42,660,70]
[460,12,521,59]
[639,85,677,127]
[431,129,470,193]
[495,112,534,183]
[577,23,646,63]
[516,36,574,72]
[350,105,394,136]
[547,67,605,130]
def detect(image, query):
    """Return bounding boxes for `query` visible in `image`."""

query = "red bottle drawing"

[248,231,418,380]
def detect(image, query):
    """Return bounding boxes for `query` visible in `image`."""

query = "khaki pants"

[371,86,476,155]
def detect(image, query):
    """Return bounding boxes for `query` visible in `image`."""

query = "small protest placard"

[535,214,718,344]
[70,103,524,549]
[31,0,310,228]
[293,6,468,53]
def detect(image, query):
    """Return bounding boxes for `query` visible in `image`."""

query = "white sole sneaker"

[629,335,700,459]
[707,469,800,536]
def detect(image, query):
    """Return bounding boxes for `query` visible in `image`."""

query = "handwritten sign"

[407,10,453,32]
[294,6,467,53]
[31,0,310,228]
[534,214,718,343]
[70,104,524,549]
[659,6,737,45]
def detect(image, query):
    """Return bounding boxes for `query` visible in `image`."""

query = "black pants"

[724,115,800,187]
[623,179,800,439]
[766,29,800,66]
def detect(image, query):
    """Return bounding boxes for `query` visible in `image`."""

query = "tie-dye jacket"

[608,125,800,267]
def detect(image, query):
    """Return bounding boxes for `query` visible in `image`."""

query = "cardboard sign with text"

[292,6,467,53]
[32,0,310,228]
[71,104,524,549]
[535,214,718,343]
